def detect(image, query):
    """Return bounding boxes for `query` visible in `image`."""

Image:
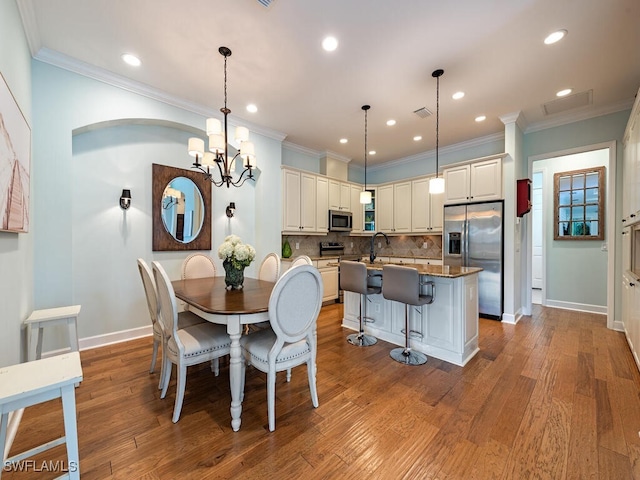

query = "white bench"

[0,352,83,479]
[24,306,81,361]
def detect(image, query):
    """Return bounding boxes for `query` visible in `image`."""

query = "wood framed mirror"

[152,163,211,251]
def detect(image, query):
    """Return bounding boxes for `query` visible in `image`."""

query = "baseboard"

[501,313,517,324]
[40,325,153,358]
[544,299,607,315]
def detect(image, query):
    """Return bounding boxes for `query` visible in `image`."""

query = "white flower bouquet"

[217,235,256,270]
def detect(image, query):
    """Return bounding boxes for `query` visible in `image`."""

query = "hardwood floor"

[5,304,640,479]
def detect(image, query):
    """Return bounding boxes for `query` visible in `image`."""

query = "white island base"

[342,267,480,367]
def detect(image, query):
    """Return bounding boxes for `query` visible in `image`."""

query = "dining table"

[172,276,275,431]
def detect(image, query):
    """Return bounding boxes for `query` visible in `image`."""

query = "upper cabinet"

[443,157,503,204]
[350,184,364,234]
[282,168,328,235]
[328,179,351,211]
[411,177,443,233]
[377,181,412,233]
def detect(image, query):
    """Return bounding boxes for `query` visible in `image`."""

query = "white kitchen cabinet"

[443,157,502,204]
[411,177,443,232]
[350,184,364,233]
[414,258,443,266]
[328,179,351,211]
[315,259,339,303]
[316,176,329,233]
[377,182,411,233]
[282,168,319,234]
[389,257,415,265]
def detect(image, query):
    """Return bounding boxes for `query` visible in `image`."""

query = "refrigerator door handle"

[463,218,469,266]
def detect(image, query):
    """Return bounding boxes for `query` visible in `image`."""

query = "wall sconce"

[226,202,236,218]
[120,189,131,210]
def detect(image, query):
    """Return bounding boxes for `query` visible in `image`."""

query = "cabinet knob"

[632,214,636,218]
[631,282,636,287]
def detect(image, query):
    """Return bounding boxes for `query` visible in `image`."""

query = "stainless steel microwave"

[329,210,352,232]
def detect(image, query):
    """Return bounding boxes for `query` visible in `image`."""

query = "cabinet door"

[443,165,470,204]
[377,184,394,232]
[300,172,317,231]
[430,190,444,231]
[320,267,339,302]
[411,178,430,232]
[340,182,351,211]
[316,176,329,233]
[470,158,502,202]
[350,184,364,233]
[282,169,301,231]
[328,179,341,210]
[393,181,412,233]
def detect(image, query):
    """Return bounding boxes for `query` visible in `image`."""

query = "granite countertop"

[365,262,482,278]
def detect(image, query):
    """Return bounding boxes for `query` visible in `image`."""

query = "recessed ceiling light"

[475,115,486,122]
[452,91,465,100]
[246,104,258,113]
[369,150,376,155]
[413,135,422,141]
[386,120,396,126]
[556,88,572,97]
[121,53,141,67]
[339,138,348,144]
[544,29,567,45]
[322,36,338,52]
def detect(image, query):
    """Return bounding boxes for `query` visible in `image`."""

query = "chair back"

[137,258,158,325]
[290,255,313,268]
[339,260,369,295]
[259,252,281,283]
[268,265,323,345]
[181,253,216,279]
[382,264,431,306]
[152,261,179,339]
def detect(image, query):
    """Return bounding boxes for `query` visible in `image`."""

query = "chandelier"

[429,69,445,194]
[187,47,256,188]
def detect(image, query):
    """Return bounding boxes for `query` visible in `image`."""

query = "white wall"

[0,0,33,366]
[32,61,283,350]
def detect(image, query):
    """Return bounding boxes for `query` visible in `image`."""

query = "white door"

[532,172,543,290]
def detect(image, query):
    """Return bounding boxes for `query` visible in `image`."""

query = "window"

[554,166,604,240]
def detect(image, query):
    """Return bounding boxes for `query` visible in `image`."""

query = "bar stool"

[382,265,435,365]
[340,261,382,346]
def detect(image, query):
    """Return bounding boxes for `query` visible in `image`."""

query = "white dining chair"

[152,261,232,423]
[240,264,323,431]
[181,253,216,279]
[259,252,281,283]
[290,255,313,268]
[137,259,207,390]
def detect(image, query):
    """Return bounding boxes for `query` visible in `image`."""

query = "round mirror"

[161,177,205,243]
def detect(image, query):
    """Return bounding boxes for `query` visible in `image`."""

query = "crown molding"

[33,48,287,142]
[320,150,352,163]
[499,111,528,131]
[368,131,505,172]
[524,97,634,134]
[281,141,321,157]
[16,0,40,56]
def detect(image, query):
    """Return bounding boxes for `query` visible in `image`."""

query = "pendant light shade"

[360,105,372,204]
[429,69,445,194]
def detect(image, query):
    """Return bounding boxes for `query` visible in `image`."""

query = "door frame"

[526,140,617,330]
[531,169,545,301]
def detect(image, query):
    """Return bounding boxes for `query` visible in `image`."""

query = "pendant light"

[429,69,445,194]
[359,105,372,204]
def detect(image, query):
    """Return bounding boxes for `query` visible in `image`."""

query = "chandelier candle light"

[359,105,372,204]
[429,69,445,194]
[187,47,257,188]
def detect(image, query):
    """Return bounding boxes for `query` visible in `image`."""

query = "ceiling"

[17,0,640,168]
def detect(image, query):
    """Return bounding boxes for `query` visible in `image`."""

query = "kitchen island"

[342,263,482,366]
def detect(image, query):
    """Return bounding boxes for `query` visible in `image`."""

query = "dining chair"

[152,261,232,423]
[240,264,323,431]
[259,252,281,283]
[137,259,207,390]
[181,253,216,279]
[290,254,313,268]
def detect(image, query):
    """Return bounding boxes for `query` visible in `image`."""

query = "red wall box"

[517,178,532,217]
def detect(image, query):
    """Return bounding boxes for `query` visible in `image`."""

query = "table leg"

[227,315,243,431]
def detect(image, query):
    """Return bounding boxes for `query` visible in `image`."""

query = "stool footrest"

[5,435,66,464]
[400,328,424,339]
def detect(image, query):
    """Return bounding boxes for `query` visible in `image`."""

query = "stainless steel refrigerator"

[443,201,503,320]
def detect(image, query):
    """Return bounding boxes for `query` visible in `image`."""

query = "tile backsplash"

[281,233,442,259]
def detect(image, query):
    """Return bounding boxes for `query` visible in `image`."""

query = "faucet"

[369,232,390,263]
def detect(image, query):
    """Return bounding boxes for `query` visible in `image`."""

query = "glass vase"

[223,259,245,290]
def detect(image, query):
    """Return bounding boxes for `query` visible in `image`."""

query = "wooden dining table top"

[172,276,275,315]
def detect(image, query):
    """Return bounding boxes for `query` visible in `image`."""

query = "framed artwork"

[554,166,605,240]
[0,72,31,233]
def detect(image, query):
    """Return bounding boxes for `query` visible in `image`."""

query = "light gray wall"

[32,61,283,349]
[0,0,33,366]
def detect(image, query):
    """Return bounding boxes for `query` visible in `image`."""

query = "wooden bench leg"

[61,385,80,479]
